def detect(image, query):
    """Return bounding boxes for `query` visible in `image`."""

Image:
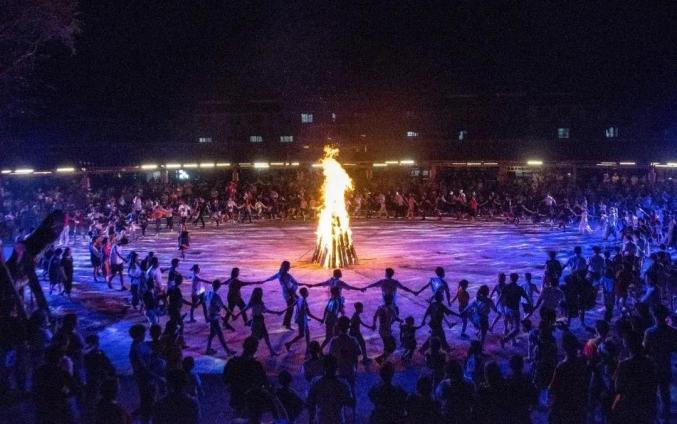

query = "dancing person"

[499,273,531,341]
[166,275,191,342]
[178,228,190,259]
[239,287,289,356]
[284,287,322,353]
[349,302,371,364]
[565,246,587,275]
[302,268,364,297]
[451,279,471,338]
[192,200,208,228]
[463,285,498,348]
[165,258,180,289]
[204,280,236,356]
[188,264,209,323]
[128,252,143,310]
[108,238,128,290]
[489,273,507,332]
[415,266,452,304]
[142,261,161,325]
[320,286,344,350]
[364,267,417,305]
[419,290,459,353]
[89,237,103,282]
[261,260,300,330]
[520,272,539,316]
[372,293,401,364]
[397,315,423,362]
[544,251,563,285]
[222,267,261,330]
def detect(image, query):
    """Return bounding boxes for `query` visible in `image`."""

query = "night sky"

[29,1,677,137]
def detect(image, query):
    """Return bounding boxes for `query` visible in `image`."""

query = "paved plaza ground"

[4,218,676,422]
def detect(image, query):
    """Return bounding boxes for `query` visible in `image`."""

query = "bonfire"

[312,146,357,268]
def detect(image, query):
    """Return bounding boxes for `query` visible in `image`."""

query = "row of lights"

[3,160,676,176]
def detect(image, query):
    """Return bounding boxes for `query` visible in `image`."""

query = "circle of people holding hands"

[32,231,673,424]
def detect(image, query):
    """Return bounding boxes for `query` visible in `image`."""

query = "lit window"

[249,135,263,143]
[557,128,570,139]
[280,135,294,143]
[198,137,213,143]
[301,113,314,123]
[605,127,619,138]
[458,130,467,141]
[406,131,418,138]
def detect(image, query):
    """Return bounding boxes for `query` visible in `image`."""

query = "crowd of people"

[5,242,676,423]
[1,167,675,247]
[0,166,676,423]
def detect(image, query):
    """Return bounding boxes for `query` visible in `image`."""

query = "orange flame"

[314,146,356,268]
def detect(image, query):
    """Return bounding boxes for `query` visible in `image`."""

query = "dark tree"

[0,0,79,119]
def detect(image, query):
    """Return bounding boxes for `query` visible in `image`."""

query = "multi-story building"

[190,91,671,162]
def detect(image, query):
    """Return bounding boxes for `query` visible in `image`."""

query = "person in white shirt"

[107,240,128,291]
[178,202,191,226]
[188,264,210,323]
[128,251,143,310]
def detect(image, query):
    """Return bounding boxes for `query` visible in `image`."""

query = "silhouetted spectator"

[505,354,537,423]
[405,375,442,423]
[474,361,508,424]
[548,332,589,424]
[613,330,658,424]
[435,358,476,424]
[643,304,677,422]
[95,378,131,424]
[308,354,353,424]
[33,346,80,424]
[153,369,200,424]
[223,336,268,418]
[368,361,407,423]
[275,370,304,423]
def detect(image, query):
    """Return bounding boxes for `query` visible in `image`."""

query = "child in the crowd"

[399,316,422,362]
[349,302,372,364]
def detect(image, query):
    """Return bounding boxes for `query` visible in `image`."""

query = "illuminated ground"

[14,219,677,422]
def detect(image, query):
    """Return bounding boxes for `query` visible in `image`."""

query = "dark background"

[4,1,677,152]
